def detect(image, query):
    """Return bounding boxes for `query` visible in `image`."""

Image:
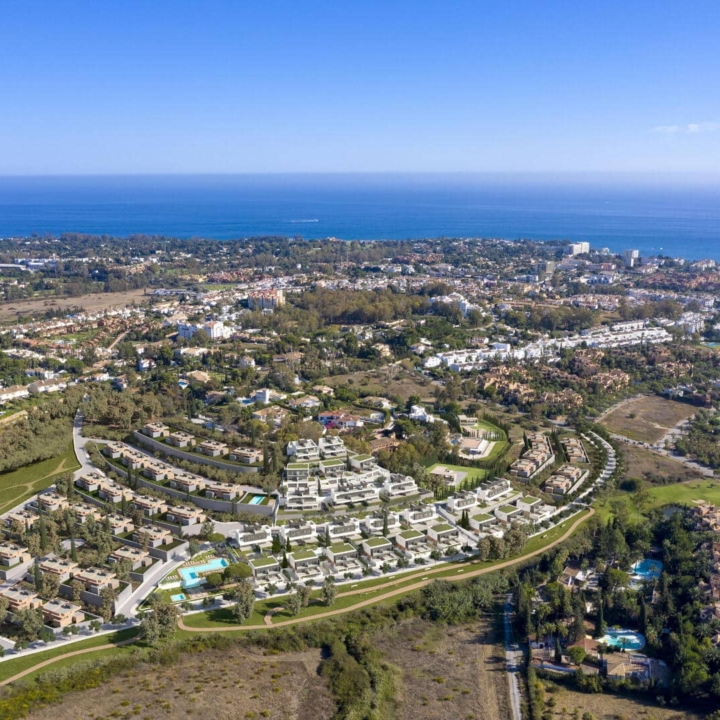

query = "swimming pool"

[630,558,663,587]
[179,557,229,588]
[170,593,186,602]
[248,495,265,505]
[600,628,646,651]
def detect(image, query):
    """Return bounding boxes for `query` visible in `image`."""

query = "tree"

[321,577,337,607]
[477,538,491,562]
[99,585,117,622]
[140,595,178,645]
[223,562,252,583]
[70,535,78,563]
[0,596,9,625]
[232,579,255,623]
[188,539,201,557]
[271,534,282,554]
[594,598,606,639]
[555,635,563,664]
[567,647,586,666]
[285,592,302,617]
[41,571,61,600]
[285,537,292,553]
[70,578,84,602]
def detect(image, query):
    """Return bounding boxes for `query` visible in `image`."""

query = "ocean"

[0,174,719,260]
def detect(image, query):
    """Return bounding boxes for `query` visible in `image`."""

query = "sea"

[0,174,719,261]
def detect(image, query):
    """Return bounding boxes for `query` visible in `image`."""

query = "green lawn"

[427,462,487,484]
[0,442,80,514]
[0,628,138,684]
[594,479,720,523]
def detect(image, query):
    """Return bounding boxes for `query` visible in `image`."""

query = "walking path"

[0,635,138,688]
[178,508,594,632]
[503,594,522,720]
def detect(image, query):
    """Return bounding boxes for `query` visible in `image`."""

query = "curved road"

[0,509,594,686]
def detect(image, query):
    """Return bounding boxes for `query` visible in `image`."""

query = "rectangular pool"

[249,495,265,505]
[179,557,229,588]
[170,593,186,602]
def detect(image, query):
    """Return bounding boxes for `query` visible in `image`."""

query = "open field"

[536,677,705,720]
[375,616,509,720]
[602,396,696,443]
[17,645,333,720]
[320,366,437,403]
[595,478,720,522]
[623,445,707,485]
[0,443,80,515]
[0,288,149,323]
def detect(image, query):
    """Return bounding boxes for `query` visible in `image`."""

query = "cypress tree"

[554,635,562,664]
[272,534,282,554]
[33,559,42,589]
[39,514,47,553]
[70,535,78,562]
[382,512,389,536]
[639,594,647,633]
[595,598,606,639]
[285,537,292,553]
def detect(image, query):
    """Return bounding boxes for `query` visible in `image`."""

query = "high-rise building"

[622,249,640,268]
[565,242,590,256]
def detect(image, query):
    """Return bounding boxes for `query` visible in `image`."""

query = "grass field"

[595,478,720,522]
[320,366,437,403]
[536,677,705,720]
[622,444,707,485]
[0,628,138,684]
[426,462,488,487]
[602,396,696,443]
[0,442,80,515]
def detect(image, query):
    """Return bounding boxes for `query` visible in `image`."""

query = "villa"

[395,528,433,559]
[361,536,394,562]
[76,471,107,493]
[169,473,206,494]
[228,447,263,464]
[446,490,477,514]
[248,555,280,580]
[361,511,400,536]
[167,431,196,448]
[166,505,206,526]
[74,567,120,594]
[322,517,361,541]
[133,526,174,548]
[196,439,228,457]
[39,557,78,583]
[132,495,168,517]
[37,491,70,513]
[476,478,512,503]
[469,511,496,533]
[235,524,273,549]
[278,520,317,545]
[106,513,135,535]
[109,546,153,570]
[0,585,42,612]
[142,422,170,439]
[73,502,103,524]
[98,480,134,504]
[324,542,362,573]
[288,549,322,579]
[204,480,240,500]
[495,504,524,523]
[0,542,31,567]
[349,454,376,472]
[5,509,38,531]
[400,503,436,526]
[426,523,461,554]
[517,496,543,514]
[287,439,320,462]
[381,474,418,499]
[42,599,84,628]
[103,442,124,459]
[318,436,347,459]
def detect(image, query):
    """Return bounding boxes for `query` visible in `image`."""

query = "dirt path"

[179,508,595,633]
[0,636,137,688]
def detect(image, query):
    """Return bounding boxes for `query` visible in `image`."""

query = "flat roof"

[287,462,311,469]
[250,556,279,568]
[499,505,518,513]
[431,523,454,533]
[520,496,541,505]
[399,529,424,539]
[291,549,317,561]
[472,513,493,522]
[329,542,356,555]
[365,537,391,547]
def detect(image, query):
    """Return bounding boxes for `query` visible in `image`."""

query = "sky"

[0,1,718,175]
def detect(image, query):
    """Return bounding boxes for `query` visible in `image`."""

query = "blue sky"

[0,1,718,175]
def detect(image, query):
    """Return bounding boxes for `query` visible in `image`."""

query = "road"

[73,410,97,478]
[503,594,523,720]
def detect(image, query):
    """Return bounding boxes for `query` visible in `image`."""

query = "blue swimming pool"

[179,557,229,588]
[600,628,646,651]
[630,558,663,587]
[170,593,186,602]
[248,495,264,505]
